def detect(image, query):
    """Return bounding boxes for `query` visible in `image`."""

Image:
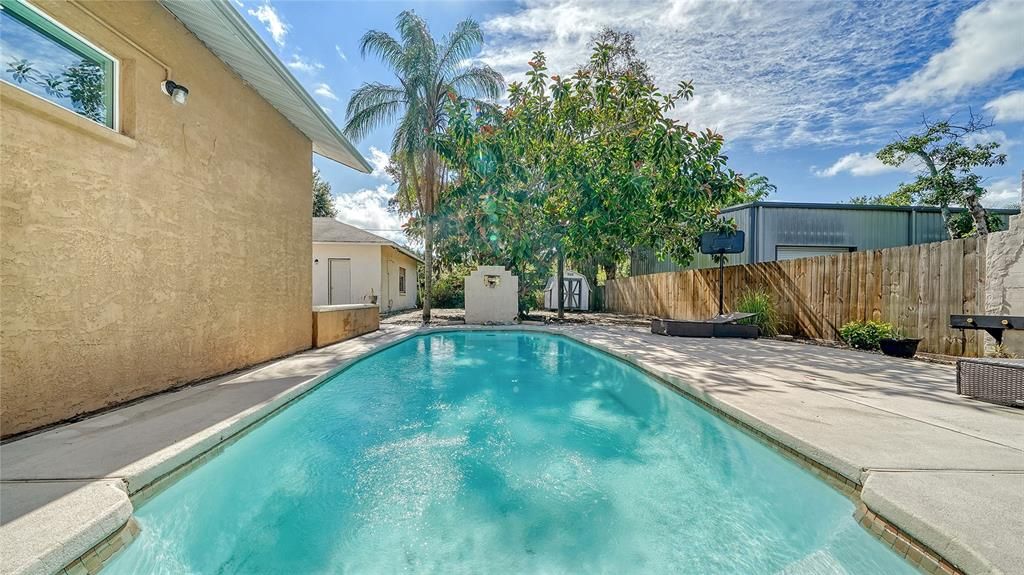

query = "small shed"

[543,271,591,311]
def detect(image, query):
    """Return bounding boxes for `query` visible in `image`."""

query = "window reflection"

[1,0,115,127]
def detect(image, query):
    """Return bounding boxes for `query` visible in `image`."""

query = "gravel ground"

[380,308,957,363]
[381,308,651,327]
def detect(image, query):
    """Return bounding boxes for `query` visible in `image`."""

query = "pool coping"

[1,324,1016,574]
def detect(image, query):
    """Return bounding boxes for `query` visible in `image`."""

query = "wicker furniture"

[956,358,1024,407]
[651,313,759,339]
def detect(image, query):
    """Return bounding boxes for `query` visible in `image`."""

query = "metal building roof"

[158,0,371,173]
[722,201,1020,215]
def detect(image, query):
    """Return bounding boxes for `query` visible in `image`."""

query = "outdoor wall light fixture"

[161,80,189,105]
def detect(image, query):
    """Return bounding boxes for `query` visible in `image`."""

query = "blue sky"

[237,0,1024,241]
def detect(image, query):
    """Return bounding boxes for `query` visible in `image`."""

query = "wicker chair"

[956,358,1024,407]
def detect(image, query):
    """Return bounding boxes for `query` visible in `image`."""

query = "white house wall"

[380,246,419,313]
[312,243,382,306]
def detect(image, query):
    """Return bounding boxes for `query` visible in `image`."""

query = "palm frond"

[392,104,428,155]
[346,83,405,140]
[395,11,436,75]
[449,65,505,99]
[359,30,405,72]
[346,82,405,118]
[437,19,484,76]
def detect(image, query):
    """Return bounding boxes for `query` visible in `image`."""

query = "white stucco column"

[464,266,519,324]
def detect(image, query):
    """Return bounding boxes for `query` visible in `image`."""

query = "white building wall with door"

[380,246,418,313]
[313,243,419,312]
[312,243,382,306]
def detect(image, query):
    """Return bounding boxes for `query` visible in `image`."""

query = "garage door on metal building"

[775,245,854,261]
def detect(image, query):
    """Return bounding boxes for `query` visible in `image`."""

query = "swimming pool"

[106,331,914,574]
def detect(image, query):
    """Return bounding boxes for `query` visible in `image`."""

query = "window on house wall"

[398,267,406,294]
[1,0,117,128]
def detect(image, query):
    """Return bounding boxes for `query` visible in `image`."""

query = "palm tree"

[344,11,504,322]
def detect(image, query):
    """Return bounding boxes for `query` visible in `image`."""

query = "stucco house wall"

[1,1,314,436]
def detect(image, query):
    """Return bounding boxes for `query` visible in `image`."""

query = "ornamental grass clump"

[736,289,781,337]
[839,320,895,350]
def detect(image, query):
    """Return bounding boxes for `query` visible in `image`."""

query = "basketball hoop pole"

[718,256,725,316]
[699,230,744,318]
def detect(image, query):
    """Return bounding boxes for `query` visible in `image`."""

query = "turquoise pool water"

[107,331,913,574]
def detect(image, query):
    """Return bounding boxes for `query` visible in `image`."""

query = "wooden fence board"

[606,236,988,357]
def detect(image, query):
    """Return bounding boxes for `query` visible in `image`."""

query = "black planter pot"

[879,338,922,358]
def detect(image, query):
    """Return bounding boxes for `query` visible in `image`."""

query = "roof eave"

[159,0,372,173]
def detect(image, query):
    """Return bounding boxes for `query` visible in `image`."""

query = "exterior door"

[328,258,351,305]
[565,278,582,309]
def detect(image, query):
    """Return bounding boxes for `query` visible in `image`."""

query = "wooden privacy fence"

[606,236,988,356]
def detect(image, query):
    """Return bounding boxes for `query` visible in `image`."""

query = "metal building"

[631,201,1019,276]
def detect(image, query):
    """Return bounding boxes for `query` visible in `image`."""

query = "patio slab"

[862,471,1024,575]
[1,324,1022,575]
[0,480,130,575]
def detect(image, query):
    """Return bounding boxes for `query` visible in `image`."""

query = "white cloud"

[248,3,288,47]
[479,0,973,148]
[320,105,331,114]
[984,90,1024,123]
[962,129,1017,150]
[334,185,411,245]
[335,45,348,62]
[313,83,338,100]
[286,54,323,74]
[983,176,1022,208]
[367,147,390,179]
[815,152,917,177]
[876,0,1024,106]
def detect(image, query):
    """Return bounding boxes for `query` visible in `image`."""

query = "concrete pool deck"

[1,324,1021,575]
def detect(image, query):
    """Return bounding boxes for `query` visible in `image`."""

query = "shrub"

[736,289,781,337]
[430,264,474,308]
[839,320,895,350]
[988,344,1017,359]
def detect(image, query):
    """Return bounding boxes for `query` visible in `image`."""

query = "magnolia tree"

[434,44,745,315]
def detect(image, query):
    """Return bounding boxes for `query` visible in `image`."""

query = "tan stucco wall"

[1,1,313,436]
[311,305,379,348]
[381,246,419,313]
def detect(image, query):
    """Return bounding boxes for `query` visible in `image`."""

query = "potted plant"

[367,289,378,305]
[879,330,922,358]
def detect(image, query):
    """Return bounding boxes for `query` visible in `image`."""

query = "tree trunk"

[940,203,956,239]
[964,188,990,236]
[419,146,438,324]
[557,247,565,320]
[913,150,958,239]
[422,216,433,323]
[602,262,617,281]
